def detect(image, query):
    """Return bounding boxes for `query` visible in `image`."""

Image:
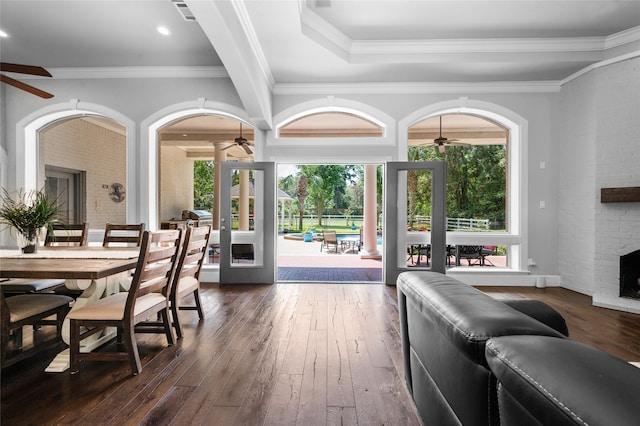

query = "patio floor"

[276,235,506,282]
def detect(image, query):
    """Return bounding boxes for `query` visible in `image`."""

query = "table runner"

[0,249,138,259]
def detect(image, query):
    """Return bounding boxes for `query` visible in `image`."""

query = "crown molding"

[44,66,228,80]
[273,81,561,95]
[299,1,640,63]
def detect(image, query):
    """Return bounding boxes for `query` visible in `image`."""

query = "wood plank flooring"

[2,284,640,425]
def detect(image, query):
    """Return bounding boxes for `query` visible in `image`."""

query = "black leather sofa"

[397,271,640,426]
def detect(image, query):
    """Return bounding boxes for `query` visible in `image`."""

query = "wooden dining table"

[0,246,141,372]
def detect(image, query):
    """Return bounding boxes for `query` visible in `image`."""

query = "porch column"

[212,141,228,230]
[361,164,380,258]
[239,168,250,230]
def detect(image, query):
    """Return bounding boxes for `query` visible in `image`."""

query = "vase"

[17,228,40,254]
[303,233,313,242]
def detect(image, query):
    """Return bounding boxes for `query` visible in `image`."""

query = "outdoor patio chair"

[456,245,485,266]
[321,230,339,253]
[68,229,182,375]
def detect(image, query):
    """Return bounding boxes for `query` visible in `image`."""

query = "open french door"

[384,161,446,284]
[219,162,275,284]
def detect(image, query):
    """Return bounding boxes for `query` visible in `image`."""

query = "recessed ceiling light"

[157,26,171,36]
[0,29,8,38]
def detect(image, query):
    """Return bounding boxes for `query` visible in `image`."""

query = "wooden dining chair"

[44,222,89,246]
[68,229,182,375]
[169,225,210,338]
[102,223,145,247]
[1,291,73,368]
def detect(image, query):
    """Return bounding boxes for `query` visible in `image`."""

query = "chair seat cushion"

[6,294,73,323]
[1,278,65,293]
[177,276,199,295]
[66,292,167,321]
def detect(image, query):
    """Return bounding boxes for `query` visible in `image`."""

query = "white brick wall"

[39,118,126,229]
[560,57,640,312]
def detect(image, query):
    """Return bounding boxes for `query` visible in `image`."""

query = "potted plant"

[0,188,58,253]
[303,229,313,242]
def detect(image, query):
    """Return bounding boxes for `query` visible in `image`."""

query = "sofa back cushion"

[398,271,566,366]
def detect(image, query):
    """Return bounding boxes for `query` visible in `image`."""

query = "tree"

[296,174,307,230]
[299,165,354,226]
[193,161,214,211]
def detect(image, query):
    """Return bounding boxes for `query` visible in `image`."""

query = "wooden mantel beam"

[601,187,640,203]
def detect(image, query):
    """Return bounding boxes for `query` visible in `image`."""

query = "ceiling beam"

[187,0,273,130]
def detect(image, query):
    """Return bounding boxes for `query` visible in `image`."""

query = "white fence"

[278,214,489,231]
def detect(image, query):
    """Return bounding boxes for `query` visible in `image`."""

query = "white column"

[239,168,250,230]
[212,141,228,230]
[361,164,380,258]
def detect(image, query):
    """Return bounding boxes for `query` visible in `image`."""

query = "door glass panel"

[219,162,275,284]
[385,162,446,284]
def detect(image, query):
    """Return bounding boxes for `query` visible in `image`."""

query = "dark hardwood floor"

[2,284,640,425]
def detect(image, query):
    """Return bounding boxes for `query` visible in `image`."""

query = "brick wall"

[560,57,640,312]
[39,118,126,228]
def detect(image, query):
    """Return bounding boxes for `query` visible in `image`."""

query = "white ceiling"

[1,0,639,150]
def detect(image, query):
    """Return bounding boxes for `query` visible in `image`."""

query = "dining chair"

[68,229,182,375]
[44,222,89,246]
[169,225,210,339]
[1,291,73,368]
[102,223,145,247]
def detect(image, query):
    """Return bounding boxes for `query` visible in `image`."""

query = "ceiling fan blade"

[1,62,52,77]
[242,144,253,155]
[0,74,54,98]
[219,144,234,151]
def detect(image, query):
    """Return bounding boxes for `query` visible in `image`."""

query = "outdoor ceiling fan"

[421,115,468,153]
[221,123,253,155]
[0,62,54,98]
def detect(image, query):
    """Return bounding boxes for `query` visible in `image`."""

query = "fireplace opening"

[620,249,640,300]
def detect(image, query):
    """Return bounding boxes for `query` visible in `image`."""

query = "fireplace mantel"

[601,187,640,203]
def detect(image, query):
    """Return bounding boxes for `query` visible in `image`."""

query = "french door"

[384,161,446,284]
[219,161,275,284]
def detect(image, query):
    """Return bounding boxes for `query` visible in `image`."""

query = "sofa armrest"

[486,335,640,426]
[502,299,569,336]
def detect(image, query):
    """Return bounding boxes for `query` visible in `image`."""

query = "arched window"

[279,111,383,138]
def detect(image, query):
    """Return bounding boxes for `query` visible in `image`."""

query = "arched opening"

[12,102,134,245]
[400,100,527,273]
[274,109,388,283]
[408,113,509,268]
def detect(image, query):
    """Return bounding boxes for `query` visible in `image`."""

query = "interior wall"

[559,57,640,312]
[272,92,561,277]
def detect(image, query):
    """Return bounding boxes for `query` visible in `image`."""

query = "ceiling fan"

[421,115,468,153]
[221,123,253,155]
[0,62,54,98]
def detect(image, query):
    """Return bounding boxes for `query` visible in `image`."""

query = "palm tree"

[296,175,307,231]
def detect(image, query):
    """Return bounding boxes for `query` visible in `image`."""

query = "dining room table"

[0,245,141,372]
